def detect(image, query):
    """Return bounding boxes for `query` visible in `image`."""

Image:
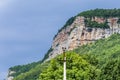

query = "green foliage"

[9,61,42,77]
[39,59,63,80]
[13,62,49,80]
[39,52,100,80]
[99,58,120,80]
[11,34,120,80]
[53,16,76,39]
[58,17,76,33]
[78,8,120,18]
[8,8,120,80]
[117,18,120,24]
[85,19,109,29]
[42,47,53,62]
[53,9,119,39]
[74,34,120,79]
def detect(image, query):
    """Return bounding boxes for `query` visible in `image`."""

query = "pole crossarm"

[58,39,97,80]
[57,59,72,62]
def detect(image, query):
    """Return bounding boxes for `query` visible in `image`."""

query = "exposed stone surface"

[6,70,15,80]
[46,16,120,61]
[7,76,14,80]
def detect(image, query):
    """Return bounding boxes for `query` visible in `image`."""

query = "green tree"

[39,52,100,80]
[99,58,120,80]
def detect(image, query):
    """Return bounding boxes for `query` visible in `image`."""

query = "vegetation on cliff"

[38,34,120,80]
[54,9,119,39]
[9,9,120,80]
[84,19,109,29]
[13,62,49,80]
[42,47,53,62]
[53,16,76,39]
[9,61,42,77]
[78,8,120,18]
[11,34,120,80]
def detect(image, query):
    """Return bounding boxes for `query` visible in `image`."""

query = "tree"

[39,52,100,80]
[99,59,120,80]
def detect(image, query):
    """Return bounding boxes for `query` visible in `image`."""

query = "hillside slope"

[39,34,120,80]
[7,61,42,80]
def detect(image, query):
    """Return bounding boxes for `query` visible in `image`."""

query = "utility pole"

[62,47,66,80]
[60,39,96,80]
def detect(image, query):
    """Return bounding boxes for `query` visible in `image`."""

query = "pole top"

[62,47,66,52]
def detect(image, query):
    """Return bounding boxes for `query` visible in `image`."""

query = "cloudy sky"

[0,0,120,79]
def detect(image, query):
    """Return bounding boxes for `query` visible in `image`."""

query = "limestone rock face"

[46,16,120,61]
[7,76,14,80]
[6,70,15,80]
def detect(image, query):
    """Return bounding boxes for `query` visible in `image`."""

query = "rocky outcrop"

[7,76,14,80]
[6,70,15,80]
[46,16,120,61]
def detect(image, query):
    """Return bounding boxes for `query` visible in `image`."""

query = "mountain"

[38,34,120,80]
[7,9,120,80]
[44,8,120,61]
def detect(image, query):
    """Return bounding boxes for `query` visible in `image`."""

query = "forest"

[78,8,120,18]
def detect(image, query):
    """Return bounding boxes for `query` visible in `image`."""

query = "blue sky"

[0,0,120,79]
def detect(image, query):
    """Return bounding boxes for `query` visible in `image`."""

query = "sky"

[0,0,120,79]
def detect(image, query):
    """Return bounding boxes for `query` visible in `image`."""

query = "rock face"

[7,76,14,80]
[46,16,120,61]
[6,70,15,80]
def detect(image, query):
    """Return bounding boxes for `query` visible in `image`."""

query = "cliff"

[46,16,120,61]
[7,70,15,80]
[7,9,120,80]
